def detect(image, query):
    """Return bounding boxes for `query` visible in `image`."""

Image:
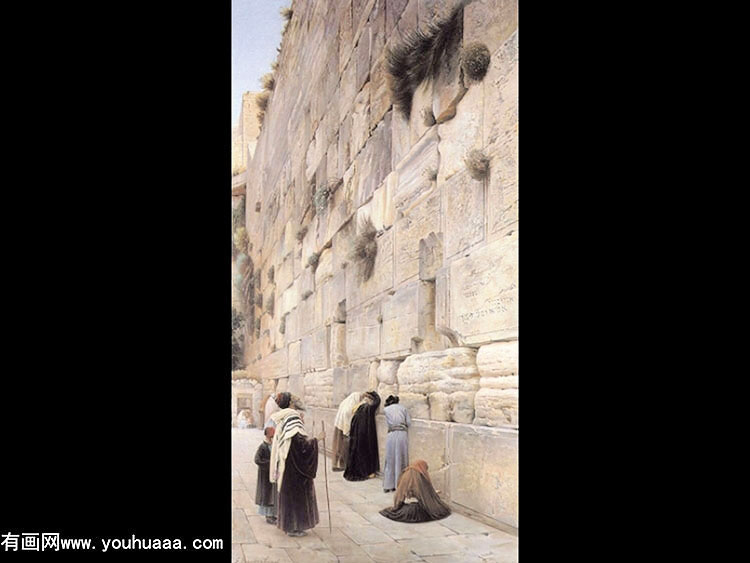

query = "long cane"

[321,421,332,533]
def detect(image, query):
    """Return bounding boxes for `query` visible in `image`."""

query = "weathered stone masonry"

[233,0,517,531]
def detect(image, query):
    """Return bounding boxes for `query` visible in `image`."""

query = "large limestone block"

[397,348,480,422]
[331,367,349,405]
[297,287,322,337]
[476,341,518,378]
[314,248,334,287]
[473,388,518,427]
[381,281,442,358]
[437,83,483,183]
[276,377,289,393]
[369,55,391,131]
[377,383,399,403]
[448,425,518,529]
[339,59,357,125]
[485,32,518,241]
[368,360,380,391]
[262,378,276,397]
[428,391,450,422]
[280,280,299,317]
[377,360,401,384]
[345,299,382,361]
[285,307,299,343]
[408,419,448,492]
[393,127,439,214]
[345,227,394,309]
[259,347,288,379]
[301,326,330,372]
[303,369,334,408]
[394,187,440,284]
[444,170,485,259]
[288,374,305,400]
[419,231,443,281]
[348,361,372,393]
[330,322,348,368]
[464,0,518,56]
[399,392,430,419]
[288,340,302,375]
[331,217,355,273]
[350,83,371,162]
[321,271,347,325]
[447,233,518,345]
[354,113,392,208]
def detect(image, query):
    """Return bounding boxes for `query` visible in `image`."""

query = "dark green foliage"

[281,7,293,21]
[350,215,378,282]
[232,308,245,370]
[385,2,465,119]
[461,42,491,82]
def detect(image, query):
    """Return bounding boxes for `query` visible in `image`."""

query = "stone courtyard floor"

[232,428,518,563]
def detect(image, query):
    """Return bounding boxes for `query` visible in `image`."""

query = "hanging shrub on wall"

[350,215,378,282]
[234,227,249,254]
[464,149,491,181]
[232,195,246,232]
[232,308,245,370]
[461,42,491,82]
[307,251,320,271]
[261,73,275,91]
[385,1,465,119]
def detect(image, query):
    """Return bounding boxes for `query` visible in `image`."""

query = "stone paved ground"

[232,428,518,563]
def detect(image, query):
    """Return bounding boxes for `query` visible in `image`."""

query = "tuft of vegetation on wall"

[385,2,465,119]
[465,149,491,181]
[265,292,275,317]
[234,227,249,254]
[232,308,245,370]
[307,251,320,271]
[461,42,491,82]
[296,225,308,242]
[261,73,275,91]
[350,215,378,282]
[268,265,275,284]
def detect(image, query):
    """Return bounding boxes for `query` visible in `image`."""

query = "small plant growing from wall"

[261,73,275,91]
[464,149,491,181]
[279,314,287,335]
[268,265,275,284]
[256,91,270,124]
[302,290,313,300]
[254,317,261,339]
[232,195,246,232]
[232,308,246,370]
[280,7,293,21]
[461,42,491,82]
[296,225,308,243]
[385,2,465,119]
[234,227,249,254]
[257,292,263,310]
[265,292,275,317]
[307,251,320,271]
[350,215,378,282]
[255,201,261,213]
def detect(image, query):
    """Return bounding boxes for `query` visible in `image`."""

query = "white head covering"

[268,408,308,491]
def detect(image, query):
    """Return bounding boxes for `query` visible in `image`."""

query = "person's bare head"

[264,426,275,441]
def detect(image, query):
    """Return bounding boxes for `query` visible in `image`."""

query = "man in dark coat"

[344,391,381,481]
[254,426,277,523]
[269,408,324,537]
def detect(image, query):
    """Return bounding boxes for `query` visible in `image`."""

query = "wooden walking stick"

[321,421,332,533]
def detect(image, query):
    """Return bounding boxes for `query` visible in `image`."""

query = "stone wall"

[234,0,518,530]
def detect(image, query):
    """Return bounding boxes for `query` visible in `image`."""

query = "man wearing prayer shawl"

[263,392,292,429]
[344,391,381,481]
[379,460,451,523]
[331,391,366,472]
[382,395,411,492]
[268,408,323,536]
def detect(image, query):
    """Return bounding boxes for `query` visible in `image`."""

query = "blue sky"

[232,0,288,125]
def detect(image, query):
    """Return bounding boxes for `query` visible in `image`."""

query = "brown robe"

[379,460,451,523]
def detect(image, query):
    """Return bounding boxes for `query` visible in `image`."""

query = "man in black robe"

[344,391,381,481]
[269,408,324,537]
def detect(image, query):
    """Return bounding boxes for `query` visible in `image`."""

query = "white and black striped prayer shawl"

[269,408,308,491]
